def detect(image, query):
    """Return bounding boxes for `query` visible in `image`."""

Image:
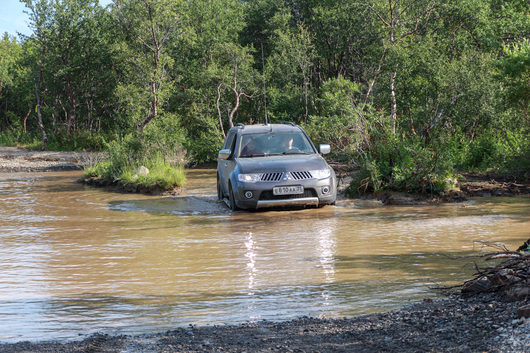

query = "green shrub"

[83,114,188,191]
[349,136,456,195]
[303,76,375,159]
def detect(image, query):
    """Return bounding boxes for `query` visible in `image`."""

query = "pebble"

[0,292,527,352]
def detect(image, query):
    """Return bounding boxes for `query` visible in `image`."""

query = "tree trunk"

[23,107,31,133]
[303,74,309,122]
[138,2,160,132]
[228,64,239,129]
[35,80,47,150]
[390,71,397,134]
[217,82,225,138]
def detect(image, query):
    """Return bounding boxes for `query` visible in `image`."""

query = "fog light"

[321,186,330,194]
[244,191,254,199]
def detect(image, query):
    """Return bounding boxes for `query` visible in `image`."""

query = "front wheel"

[228,184,239,211]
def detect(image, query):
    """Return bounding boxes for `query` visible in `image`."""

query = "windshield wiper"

[240,153,267,158]
[281,151,309,155]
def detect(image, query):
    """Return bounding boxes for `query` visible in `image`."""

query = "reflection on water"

[0,170,528,342]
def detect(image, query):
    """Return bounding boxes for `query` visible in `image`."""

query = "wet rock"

[506,284,530,301]
[490,268,518,286]
[516,238,530,252]
[442,189,468,202]
[462,277,490,294]
[517,305,530,318]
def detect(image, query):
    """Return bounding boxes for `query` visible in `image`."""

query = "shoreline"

[3,146,529,202]
[0,293,528,352]
[0,146,97,173]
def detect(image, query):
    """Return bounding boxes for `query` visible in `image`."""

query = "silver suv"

[217,123,337,210]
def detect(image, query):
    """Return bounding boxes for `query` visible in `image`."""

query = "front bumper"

[256,197,320,209]
[233,176,336,210]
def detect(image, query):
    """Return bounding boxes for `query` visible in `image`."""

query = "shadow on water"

[107,196,346,217]
[108,196,229,216]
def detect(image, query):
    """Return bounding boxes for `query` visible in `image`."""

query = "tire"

[228,184,239,211]
[217,174,223,201]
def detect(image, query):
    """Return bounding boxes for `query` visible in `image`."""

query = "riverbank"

[0,146,96,172]
[1,292,528,352]
[2,146,529,201]
[335,170,530,205]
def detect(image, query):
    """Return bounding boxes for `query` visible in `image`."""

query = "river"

[0,169,528,342]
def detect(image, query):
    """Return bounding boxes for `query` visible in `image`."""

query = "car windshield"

[238,132,315,157]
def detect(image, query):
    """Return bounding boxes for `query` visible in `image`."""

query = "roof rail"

[235,123,245,129]
[277,121,296,126]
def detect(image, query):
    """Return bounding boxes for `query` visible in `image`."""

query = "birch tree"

[22,0,52,148]
[366,0,436,134]
[113,0,188,132]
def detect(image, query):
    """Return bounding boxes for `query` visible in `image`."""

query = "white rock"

[135,166,149,177]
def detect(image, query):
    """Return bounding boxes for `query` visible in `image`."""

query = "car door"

[218,130,237,196]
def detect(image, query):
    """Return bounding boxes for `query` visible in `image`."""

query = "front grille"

[259,188,317,200]
[290,171,312,180]
[260,171,313,182]
[261,172,283,182]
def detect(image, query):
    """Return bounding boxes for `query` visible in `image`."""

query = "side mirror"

[319,144,331,155]
[218,149,231,160]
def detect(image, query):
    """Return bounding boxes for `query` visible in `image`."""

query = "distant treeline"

[0,0,528,191]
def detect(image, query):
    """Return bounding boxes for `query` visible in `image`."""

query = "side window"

[223,131,236,150]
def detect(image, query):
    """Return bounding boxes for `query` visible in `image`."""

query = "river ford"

[0,168,528,345]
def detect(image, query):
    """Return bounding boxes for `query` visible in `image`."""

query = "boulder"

[132,166,150,180]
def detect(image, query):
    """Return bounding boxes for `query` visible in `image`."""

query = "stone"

[462,277,490,294]
[517,304,530,318]
[135,166,149,177]
[490,269,517,286]
[505,285,530,301]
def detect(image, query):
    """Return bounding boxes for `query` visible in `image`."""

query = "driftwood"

[457,240,530,301]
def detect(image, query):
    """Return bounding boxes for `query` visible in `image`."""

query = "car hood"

[236,154,329,173]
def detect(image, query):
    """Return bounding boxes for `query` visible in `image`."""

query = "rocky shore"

[0,293,528,353]
[0,146,96,172]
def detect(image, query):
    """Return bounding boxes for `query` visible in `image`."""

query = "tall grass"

[83,133,187,192]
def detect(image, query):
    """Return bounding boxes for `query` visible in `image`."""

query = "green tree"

[40,0,120,134]
[22,0,54,148]
[366,0,436,134]
[0,33,22,130]
[266,10,315,122]
[498,40,530,123]
[113,0,190,132]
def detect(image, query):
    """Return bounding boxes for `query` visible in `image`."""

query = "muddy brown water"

[0,169,528,342]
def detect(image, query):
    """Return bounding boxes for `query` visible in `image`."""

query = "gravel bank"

[0,146,97,172]
[0,293,528,352]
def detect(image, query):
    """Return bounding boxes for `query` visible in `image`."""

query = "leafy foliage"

[0,0,528,192]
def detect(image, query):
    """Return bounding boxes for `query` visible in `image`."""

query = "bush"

[303,76,372,159]
[349,136,456,195]
[83,114,188,190]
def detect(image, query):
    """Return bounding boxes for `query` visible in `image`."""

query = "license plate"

[273,185,304,195]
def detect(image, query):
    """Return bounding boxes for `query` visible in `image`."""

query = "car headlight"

[237,173,262,183]
[310,168,331,179]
